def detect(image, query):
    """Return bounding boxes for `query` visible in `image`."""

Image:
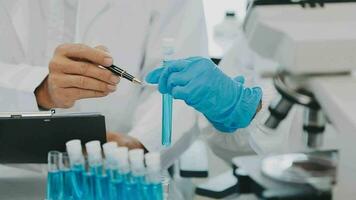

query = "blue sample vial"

[47,151,63,200]
[61,153,74,200]
[91,165,109,200]
[66,140,86,200]
[47,171,64,200]
[161,38,175,147]
[108,170,124,200]
[85,140,111,200]
[111,147,131,200]
[128,149,146,200]
[63,169,74,200]
[82,172,95,200]
[145,152,164,200]
[70,164,85,199]
[131,175,145,200]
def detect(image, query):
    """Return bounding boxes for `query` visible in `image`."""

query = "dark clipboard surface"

[0,113,106,163]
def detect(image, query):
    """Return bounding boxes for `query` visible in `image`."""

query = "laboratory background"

[0,0,355,200]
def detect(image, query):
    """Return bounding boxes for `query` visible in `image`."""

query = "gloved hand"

[146,57,262,133]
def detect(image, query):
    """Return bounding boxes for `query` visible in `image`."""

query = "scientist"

[0,0,207,166]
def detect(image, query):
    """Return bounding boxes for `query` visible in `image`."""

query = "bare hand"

[35,44,120,109]
[106,132,146,151]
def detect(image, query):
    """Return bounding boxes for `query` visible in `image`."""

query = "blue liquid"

[82,172,95,200]
[119,173,135,200]
[95,174,109,199]
[71,164,85,200]
[108,170,124,200]
[131,175,145,200]
[141,183,150,200]
[63,170,74,200]
[149,183,163,200]
[110,179,123,200]
[162,94,173,147]
[123,182,134,200]
[47,171,63,200]
[90,165,104,176]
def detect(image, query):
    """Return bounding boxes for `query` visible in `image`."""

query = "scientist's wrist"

[35,77,55,109]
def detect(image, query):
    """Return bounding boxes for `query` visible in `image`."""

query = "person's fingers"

[166,72,190,93]
[145,67,165,84]
[171,85,189,100]
[95,45,109,53]
[55,43,113,67]
[66,88,110,100]
[60,74,117,93]
[106,132,145,150]
[158,61,187,93]
[53,58,119,85]
[173,77,210,106]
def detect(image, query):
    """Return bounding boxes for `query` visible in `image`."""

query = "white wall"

[203,0,248,58]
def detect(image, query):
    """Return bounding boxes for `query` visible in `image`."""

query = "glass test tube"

[161,38,175,147]
[62,153,74,200]
[47,151,63,200]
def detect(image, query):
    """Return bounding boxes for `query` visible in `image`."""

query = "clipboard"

[0,110,106,163]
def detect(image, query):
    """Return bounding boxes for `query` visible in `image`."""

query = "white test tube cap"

[85,140,102,163]
[129,149,145,170]
[145,152,161,171]
[114,147,129,168]
[103,142,118,159]
[66,139,83,163]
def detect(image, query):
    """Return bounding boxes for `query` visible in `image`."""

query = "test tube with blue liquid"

[66,140,85,200]
[128,149,146,200]
[85,140,109,200]
[102,142,119,200]
[61,153,74,200]
[47,151,63,200]
[145,152,164,200]
[112,147,131,200]
[161,38,175,147]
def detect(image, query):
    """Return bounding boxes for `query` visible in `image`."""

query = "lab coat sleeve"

[128,0,208,168]
[201,38,280,162]
[0,62,48,111]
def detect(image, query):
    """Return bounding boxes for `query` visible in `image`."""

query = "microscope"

[231,0,356,199]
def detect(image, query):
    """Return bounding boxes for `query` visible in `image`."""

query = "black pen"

[107,65,142,85]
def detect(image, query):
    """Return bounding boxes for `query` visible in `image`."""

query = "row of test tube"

[47,140,164,200]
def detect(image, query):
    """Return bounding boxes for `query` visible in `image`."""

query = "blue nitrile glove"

[146,57,262,133]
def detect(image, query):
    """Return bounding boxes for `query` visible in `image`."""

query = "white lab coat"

[0,0,208,169]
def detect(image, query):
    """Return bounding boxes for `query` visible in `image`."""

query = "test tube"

[66,139,85,199]
[61,153,74,200]
[47,151,63,200]
[161,38,175,147]
[145,152,163,200]
[85,141,109,199]
[129,149,146,200]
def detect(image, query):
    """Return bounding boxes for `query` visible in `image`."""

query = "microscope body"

[244,0,356,148]
[235,0,356,199]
